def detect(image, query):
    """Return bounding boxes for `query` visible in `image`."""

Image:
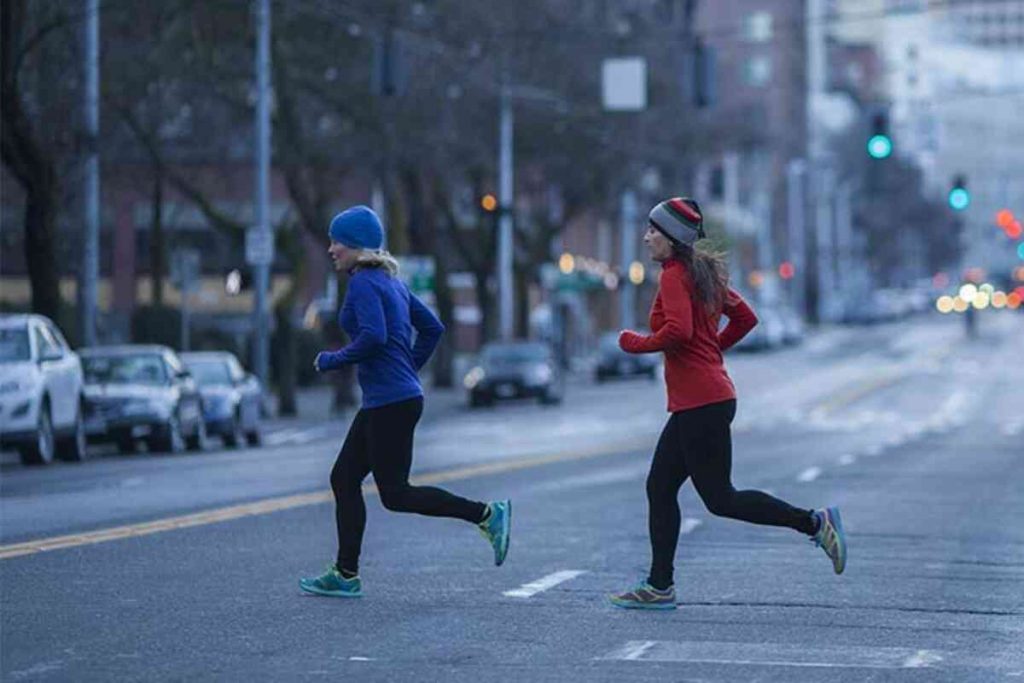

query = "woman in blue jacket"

[300,206,511,598]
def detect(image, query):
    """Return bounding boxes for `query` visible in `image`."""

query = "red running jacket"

[619,257,757,413]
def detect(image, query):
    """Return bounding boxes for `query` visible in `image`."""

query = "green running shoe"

[477,500,511,566]
[812,506,847,575]
[299,565,362,598]
[609,581,677,610]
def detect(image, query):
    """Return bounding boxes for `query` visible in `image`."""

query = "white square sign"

[602,57,647,112]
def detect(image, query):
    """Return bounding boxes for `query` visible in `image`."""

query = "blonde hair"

[353,249,400,276]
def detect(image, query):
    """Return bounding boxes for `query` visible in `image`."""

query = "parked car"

[181,351,262,447]
[732,307,786,352]
[764,305,805,346]
[464,341,563,407]
[0,314,87,464]
[594,331,658,382]
[80,345,206,454]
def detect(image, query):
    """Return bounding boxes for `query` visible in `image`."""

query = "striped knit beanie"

[648,197,705,246]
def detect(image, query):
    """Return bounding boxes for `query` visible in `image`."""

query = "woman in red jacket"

[610,197,847,610]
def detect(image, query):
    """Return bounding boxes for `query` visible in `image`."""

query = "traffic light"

[948,175,970,211]
[480,194,498,212]
[867,113,892,160]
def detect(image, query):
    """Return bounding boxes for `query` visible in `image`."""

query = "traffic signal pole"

[252,0,271,383]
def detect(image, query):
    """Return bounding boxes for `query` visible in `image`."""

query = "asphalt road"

[2,312,1022,681]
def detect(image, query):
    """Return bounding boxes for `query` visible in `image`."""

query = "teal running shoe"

[609,581,676,610]
[299,565,363,598]
[812,506,847,575]
[478,500,511,566]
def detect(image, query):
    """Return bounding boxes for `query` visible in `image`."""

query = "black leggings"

[646,399,817,589]
[331,397,487,574]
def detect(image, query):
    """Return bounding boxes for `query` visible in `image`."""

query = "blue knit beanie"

[328,205,384,250]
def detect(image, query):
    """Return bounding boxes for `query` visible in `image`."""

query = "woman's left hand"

[313,352,325,373]
[618,330,643,353]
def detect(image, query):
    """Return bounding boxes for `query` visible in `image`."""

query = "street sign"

[602,57,647,111]
[396,255,435,294]
[245,227,274,266]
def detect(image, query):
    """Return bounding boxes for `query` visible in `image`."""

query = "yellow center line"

[0,437,650,561]
[811,344,955,416]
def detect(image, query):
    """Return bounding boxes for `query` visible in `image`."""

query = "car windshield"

[185,359,232,387]
[0,328,31,363]
[83,354,167,385]
[483,344,550,364]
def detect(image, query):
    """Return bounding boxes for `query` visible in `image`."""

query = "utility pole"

[786,159,807,318]
[722,151,743,291]
[753,152,775,305]
[816,167,837,322]
[497,77,515,341]
[81,0,100,346]
[807,0,835,323]
[250,0,272,383]
[835,180,855,295]
[619,190,638,330]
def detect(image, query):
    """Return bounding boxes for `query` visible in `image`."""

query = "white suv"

[0,314,87,464]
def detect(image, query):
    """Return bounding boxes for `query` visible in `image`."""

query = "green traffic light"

[948,188,970,211]
[867,134,892,159]
[1018,242,1024,260]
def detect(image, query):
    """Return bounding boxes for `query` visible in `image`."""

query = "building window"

[743,12,773,42]
[743,55,772,87]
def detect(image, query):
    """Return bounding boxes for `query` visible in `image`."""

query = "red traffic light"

[997,209,1015,228]
[1007,221,1022,240]
[480,194,498,212]
[778,262,795,280]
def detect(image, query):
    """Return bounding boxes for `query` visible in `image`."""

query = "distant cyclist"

[300,206,511,598]
[610,197,847,610]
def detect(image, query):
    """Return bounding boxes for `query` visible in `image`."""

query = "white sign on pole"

[602,57,647,112]
[245,227,274,266]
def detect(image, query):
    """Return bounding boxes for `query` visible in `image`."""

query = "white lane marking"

[864,444,884,457]
[599,641,947,669]
[120,476,144,488]
[680,518,702,535]
[797,467,822,483]
[838,454,856,466]
[263,426,333,446]
[503,570,587,598]
[263,428,302,445]
[348,657,375,662]
[527,464,648,494]
[903,650,944,668]
[601,641,658,662]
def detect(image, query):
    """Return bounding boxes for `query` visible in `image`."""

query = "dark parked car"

[181,351,262,447]
[464,342,563,407]
[80,345,206,454]
[594,331,658,382]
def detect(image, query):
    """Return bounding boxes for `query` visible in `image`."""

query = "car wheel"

[245,428,262,447]
[539,389,562,406]
[186,416,208,452]
[150,411,185,454]
[20,402,55,466]
[57,405,88,462]
[224,413,243,448]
